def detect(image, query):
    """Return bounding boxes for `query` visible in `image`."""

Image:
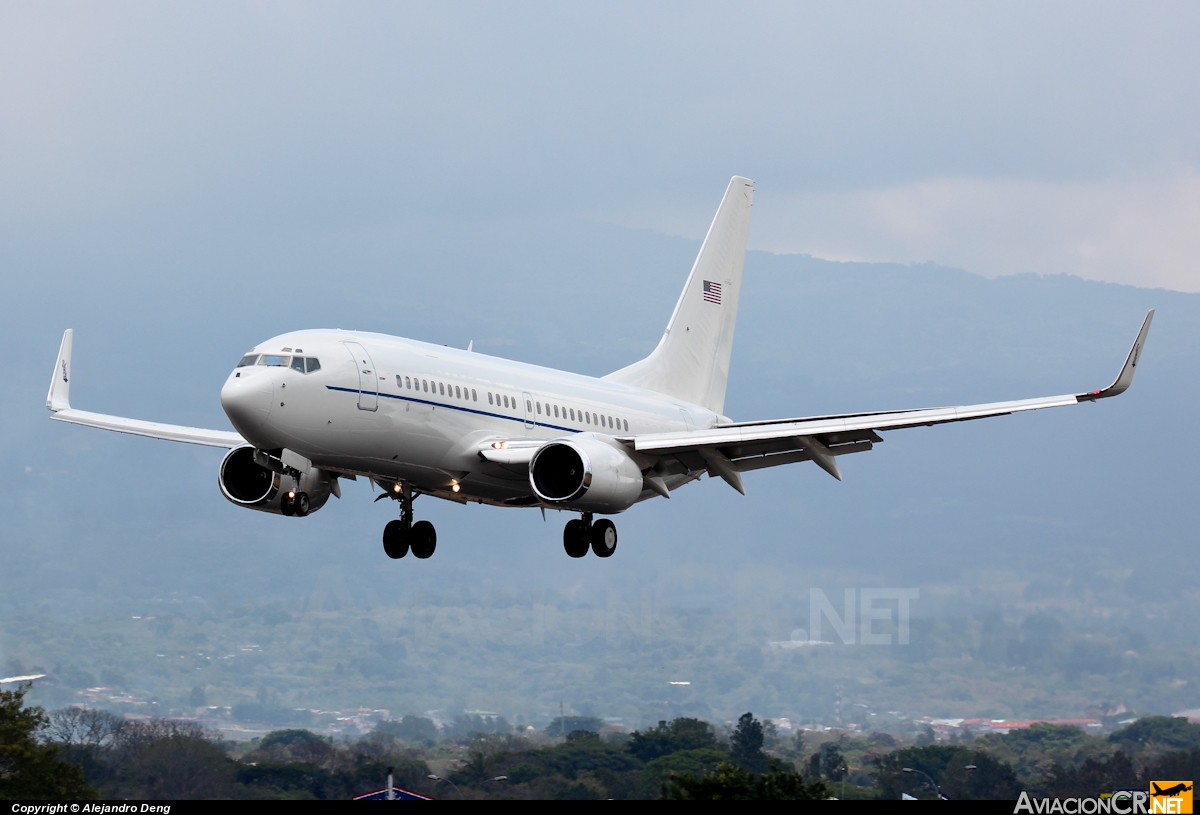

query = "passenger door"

[344,342,378,411]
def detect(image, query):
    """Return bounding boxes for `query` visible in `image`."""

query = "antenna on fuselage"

[467,340,474,352]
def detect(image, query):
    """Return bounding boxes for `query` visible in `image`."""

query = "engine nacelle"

[218,446,332,516]
[529,435,643,513]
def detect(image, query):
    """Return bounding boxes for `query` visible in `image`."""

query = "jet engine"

[529,435,643,513]
[218,445,332,516]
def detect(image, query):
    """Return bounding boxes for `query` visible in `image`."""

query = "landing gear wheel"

[591,519,617,557]
[563,519,589,558]
[293,492,310,517]
[410,520,437,559]
[382,520,409,559]
[280,493,295,516]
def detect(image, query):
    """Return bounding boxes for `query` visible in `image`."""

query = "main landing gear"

[382,484,436,560]
[563,513,617,558]
[280,483,309,517]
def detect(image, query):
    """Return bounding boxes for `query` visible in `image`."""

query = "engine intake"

[529,436,643,513]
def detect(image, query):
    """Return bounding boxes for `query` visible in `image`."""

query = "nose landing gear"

[562,513,618,558]
[381,484,437,560]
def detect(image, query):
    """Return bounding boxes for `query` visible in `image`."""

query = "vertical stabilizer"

[604,176,754,414]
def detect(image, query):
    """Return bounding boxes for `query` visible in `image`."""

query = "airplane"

[1152,783,1193,797]
[45,176,1155,561]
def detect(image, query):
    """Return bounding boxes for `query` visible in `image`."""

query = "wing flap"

[633,393,1078,456]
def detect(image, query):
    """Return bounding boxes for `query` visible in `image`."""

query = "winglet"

[1078,310,1154,402]
[46,329,73,412]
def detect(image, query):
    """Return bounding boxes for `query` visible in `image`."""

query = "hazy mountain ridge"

[1,220,1195,632]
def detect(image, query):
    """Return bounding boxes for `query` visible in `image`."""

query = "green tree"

[0,685,96,800]
[1110,717,1200,751]
[1042,751,1138,798]
[123,735,236,799]
[729,713,768,773]
[628,718,720,762]
[639,748,728,797]
[873,745,1020,800]
[978,723,1095,782]
[821,744,848,782]
[662,761,827,800]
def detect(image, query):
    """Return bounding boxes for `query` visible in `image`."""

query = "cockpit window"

[290,357,305,372]
[305,358,321,374]
[237,354,259,367]
[259,355,289,367]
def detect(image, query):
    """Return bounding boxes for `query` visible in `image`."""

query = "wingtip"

[1078,310,1154,401]
[46,329,73,412]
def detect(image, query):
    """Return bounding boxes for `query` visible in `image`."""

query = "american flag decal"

[702,280,722,304]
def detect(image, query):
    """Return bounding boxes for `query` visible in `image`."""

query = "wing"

[46,329,245,449]
[623,311,1155,494]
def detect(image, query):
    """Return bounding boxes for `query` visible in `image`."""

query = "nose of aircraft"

[220,369,272,434]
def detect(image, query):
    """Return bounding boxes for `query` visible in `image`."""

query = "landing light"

[451,484,460,493]
[393,484,401,493]
[288,491,295,498]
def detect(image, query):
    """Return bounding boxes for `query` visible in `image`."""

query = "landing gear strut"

[382,484,436,560]
[562,513,618,558]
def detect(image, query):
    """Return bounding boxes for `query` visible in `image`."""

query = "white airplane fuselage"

[220,329,718,508]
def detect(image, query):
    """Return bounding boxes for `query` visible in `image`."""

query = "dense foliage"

[0,685,95,800]
[12,700,1200,800]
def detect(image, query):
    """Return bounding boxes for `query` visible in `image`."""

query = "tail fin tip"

[604,176,754,414]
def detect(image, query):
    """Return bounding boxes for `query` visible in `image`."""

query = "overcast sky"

[2,1,1198,290]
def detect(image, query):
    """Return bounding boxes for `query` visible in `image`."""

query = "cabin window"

[237,354,259,367]
[472,389,477,401]
[623,419,629,431]
[436,382,442,395]
[569,408,575,421]
[607,415,613,428]
[504,395,510,408]
[395,375,402,387]
[526,399,532,412]
[488,392,493,405]
[454,385,460,399]
[404,376,410,389]
[422,380,428,392]
[536,402,541,414]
